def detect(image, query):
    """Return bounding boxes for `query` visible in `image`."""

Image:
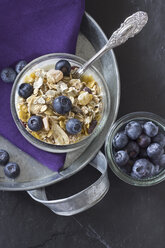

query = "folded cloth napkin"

[0,0,85,171]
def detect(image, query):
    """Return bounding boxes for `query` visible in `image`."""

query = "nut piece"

[45,90,56,97]
[34,97,45,104]
[40,105,47,113]
[69,79,83,90]
[47,69,63,83]
[78,92,93,105]
[51,121,69,145]
[57,82,68,92]
[33,77,43,89]
[43,117,50,131]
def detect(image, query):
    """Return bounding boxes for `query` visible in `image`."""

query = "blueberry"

[159,154,165,168]
[150,148,164,165]
[125,121,142,140]
[143,121,158,137]
[1,67,17,83]
[28,116,43,131]
[0,149,9,165]
[53,96,72,114]
[121,160,134,174]
[132,159,153,179]
[137,134,151,148]
[147,143,163,159]
[4,162,20,179]
[139,148,148,158]
[125,141,140,159]
[121,164,132,174]
[113,131,128,149]
[115,150,129,167]
[153,165,161,175]
[66,118,82,135]
[15,60,27,74]
[152,133,165,147]
[18,83,33,99]
[55,60,71,76]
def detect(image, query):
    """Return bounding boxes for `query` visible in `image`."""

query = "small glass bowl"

[105,112,165,186]
[11,53,110,153]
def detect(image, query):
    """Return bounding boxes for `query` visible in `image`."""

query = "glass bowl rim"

[11,52,110,152]
[105,111,165,186]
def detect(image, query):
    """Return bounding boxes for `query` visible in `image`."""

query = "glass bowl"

[105,112,165,186]
[11,53,110,153]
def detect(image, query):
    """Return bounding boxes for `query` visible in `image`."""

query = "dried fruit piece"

[88,120,97,134]
[59,120,65,130]
[83,87,92,94]
[31,131,41,140]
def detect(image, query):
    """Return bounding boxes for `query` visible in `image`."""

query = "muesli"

[16,60,103,145]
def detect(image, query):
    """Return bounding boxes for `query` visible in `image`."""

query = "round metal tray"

[0,13,120,191]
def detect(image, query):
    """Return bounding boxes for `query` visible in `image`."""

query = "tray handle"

[27,151,109,216]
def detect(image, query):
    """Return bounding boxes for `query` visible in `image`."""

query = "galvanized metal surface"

[28,152,109,216]
[0,13,120,191]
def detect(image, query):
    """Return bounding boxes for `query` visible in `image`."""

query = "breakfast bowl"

[11,53,110,153]
[105,112,165,186]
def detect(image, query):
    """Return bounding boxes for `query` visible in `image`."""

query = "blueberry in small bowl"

[105,112,165,186]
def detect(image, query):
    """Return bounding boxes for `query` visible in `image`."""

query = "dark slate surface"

[1,1,165,247]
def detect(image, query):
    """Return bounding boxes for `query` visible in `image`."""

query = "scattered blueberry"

[113,131,128,149]
[137,134,151,148]
[53,96,72,114]
[55,60,71,76]
[0,149,9,165]
[147,143,163,159]
[15,60,27,74]
[152,133,165,148]
[66,118,82,135]
[125,121,142,140]
[125,141,140,159]
[159,154,165,168]
[4,162,20,179]
[28,116,43,131]
[1,67,17,83]
[132,159,153,179]
[143,121,158,137]
[115,151,129,167]
[18,83,33,99]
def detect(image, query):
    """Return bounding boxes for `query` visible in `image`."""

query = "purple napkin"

[0,0,85,171]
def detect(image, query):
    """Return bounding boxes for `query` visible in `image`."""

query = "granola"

[16,60,103,145]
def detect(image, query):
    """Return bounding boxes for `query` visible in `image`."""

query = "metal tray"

[0,13,120,191]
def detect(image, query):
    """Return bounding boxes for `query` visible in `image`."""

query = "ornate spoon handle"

[73,11,148,78]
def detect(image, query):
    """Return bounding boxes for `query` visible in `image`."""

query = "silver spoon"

[73,11,148,78]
